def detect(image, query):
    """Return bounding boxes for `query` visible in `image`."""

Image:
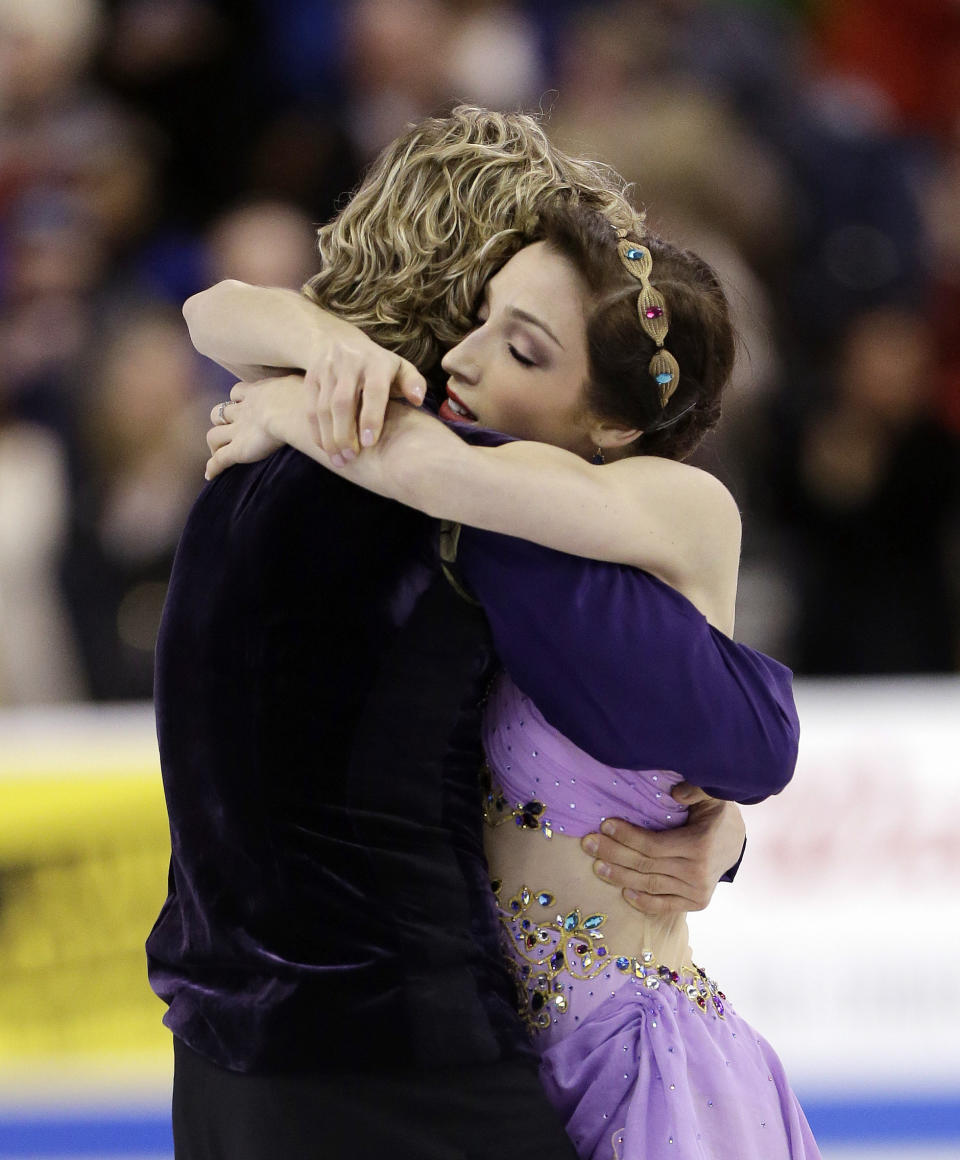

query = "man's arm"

[453,529,778,912]
[456,527,800,804]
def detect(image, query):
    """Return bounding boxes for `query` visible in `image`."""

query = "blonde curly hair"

[303,106,643,373]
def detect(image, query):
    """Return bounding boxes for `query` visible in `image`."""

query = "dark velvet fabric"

[148,448,524,1072]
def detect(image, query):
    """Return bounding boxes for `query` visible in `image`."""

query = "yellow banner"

[0,706,171,1063]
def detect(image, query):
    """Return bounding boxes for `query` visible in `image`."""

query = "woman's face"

[439,242,596,455]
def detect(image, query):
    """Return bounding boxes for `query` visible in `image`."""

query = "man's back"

[147,449,526,1072]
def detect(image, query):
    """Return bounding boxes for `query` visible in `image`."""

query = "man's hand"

[579,783,746,916]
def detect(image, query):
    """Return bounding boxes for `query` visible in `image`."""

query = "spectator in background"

[340,0,458,158]
[1,191,105,440]
[204,199,316,291]
[175,198,318,401]
[0,377,84,703]
[93,0,257,226]
[816,0,960,142]
[768,307,960,674]
[338,0,544,160]
[62,306,210,700]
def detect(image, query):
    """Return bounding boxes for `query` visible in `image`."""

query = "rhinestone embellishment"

[481,766,555,839]
[495,882,726,1030]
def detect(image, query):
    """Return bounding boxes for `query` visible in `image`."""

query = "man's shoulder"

[189,446,432,551]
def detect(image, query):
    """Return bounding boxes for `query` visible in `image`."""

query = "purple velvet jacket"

[147,442,798,1074]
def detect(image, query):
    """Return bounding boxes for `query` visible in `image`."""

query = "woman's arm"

[398,433,742,631]
[186,285,736,615]
[184,281,426,447]
[208,377,741,629]
[183,281,337,379]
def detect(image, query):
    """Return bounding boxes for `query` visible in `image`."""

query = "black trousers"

[172,1037,579,1160]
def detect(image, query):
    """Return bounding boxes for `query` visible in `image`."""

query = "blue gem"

[563,912,579,931]
[536,892,554,906]
[655,372,673,385]
[616,956,631,970]
[583,915,604,929]
[626,248,643,260]
[597,946,607,957]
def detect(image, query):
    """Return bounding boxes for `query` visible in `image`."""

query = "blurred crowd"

[0,0,958,704]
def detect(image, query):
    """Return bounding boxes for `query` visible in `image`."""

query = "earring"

[591,447,605,465]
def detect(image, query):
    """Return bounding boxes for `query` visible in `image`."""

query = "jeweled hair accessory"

[615,231,680,408]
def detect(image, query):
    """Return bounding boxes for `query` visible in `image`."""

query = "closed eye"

[509,345,536,367]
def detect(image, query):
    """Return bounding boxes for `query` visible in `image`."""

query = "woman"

[194,201,819,1158]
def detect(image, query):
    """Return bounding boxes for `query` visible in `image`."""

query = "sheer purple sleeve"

[456,528,799,804]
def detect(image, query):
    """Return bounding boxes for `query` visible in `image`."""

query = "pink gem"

[645,307,663,319]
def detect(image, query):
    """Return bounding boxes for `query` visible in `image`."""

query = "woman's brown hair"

[537,205,736,461]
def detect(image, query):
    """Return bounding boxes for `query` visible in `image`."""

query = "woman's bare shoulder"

[608,454,741,543]
[605,455,741,630]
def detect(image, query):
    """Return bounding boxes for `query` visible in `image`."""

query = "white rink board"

[688,677,960,1096]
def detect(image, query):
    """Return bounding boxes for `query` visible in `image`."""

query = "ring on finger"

[215,400,232,425]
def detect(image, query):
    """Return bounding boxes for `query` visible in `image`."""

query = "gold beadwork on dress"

[493,881,726,1032]
[493,881,608,1030]
[481,765,554,838]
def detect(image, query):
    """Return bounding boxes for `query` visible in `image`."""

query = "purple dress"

[483,674,821,1160]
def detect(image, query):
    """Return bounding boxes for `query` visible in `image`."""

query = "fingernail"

[623,889,638,903]
[600,820,616,837]
[331,453,345,468]
[361,428,376,447]
[582,836,598,856]
[341,448,356,463]
[595,862,611,880]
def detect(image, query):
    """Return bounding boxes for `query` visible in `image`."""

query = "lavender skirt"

[534,972,821,1160]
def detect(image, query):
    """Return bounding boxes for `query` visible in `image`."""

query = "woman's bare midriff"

[484,820,694,971]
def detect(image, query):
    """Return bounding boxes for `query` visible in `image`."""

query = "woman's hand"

[205,375,318,479]
[184,281,427,461]
[304,337,427,466]
[580,787,747,916]
[205,380,462,512]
